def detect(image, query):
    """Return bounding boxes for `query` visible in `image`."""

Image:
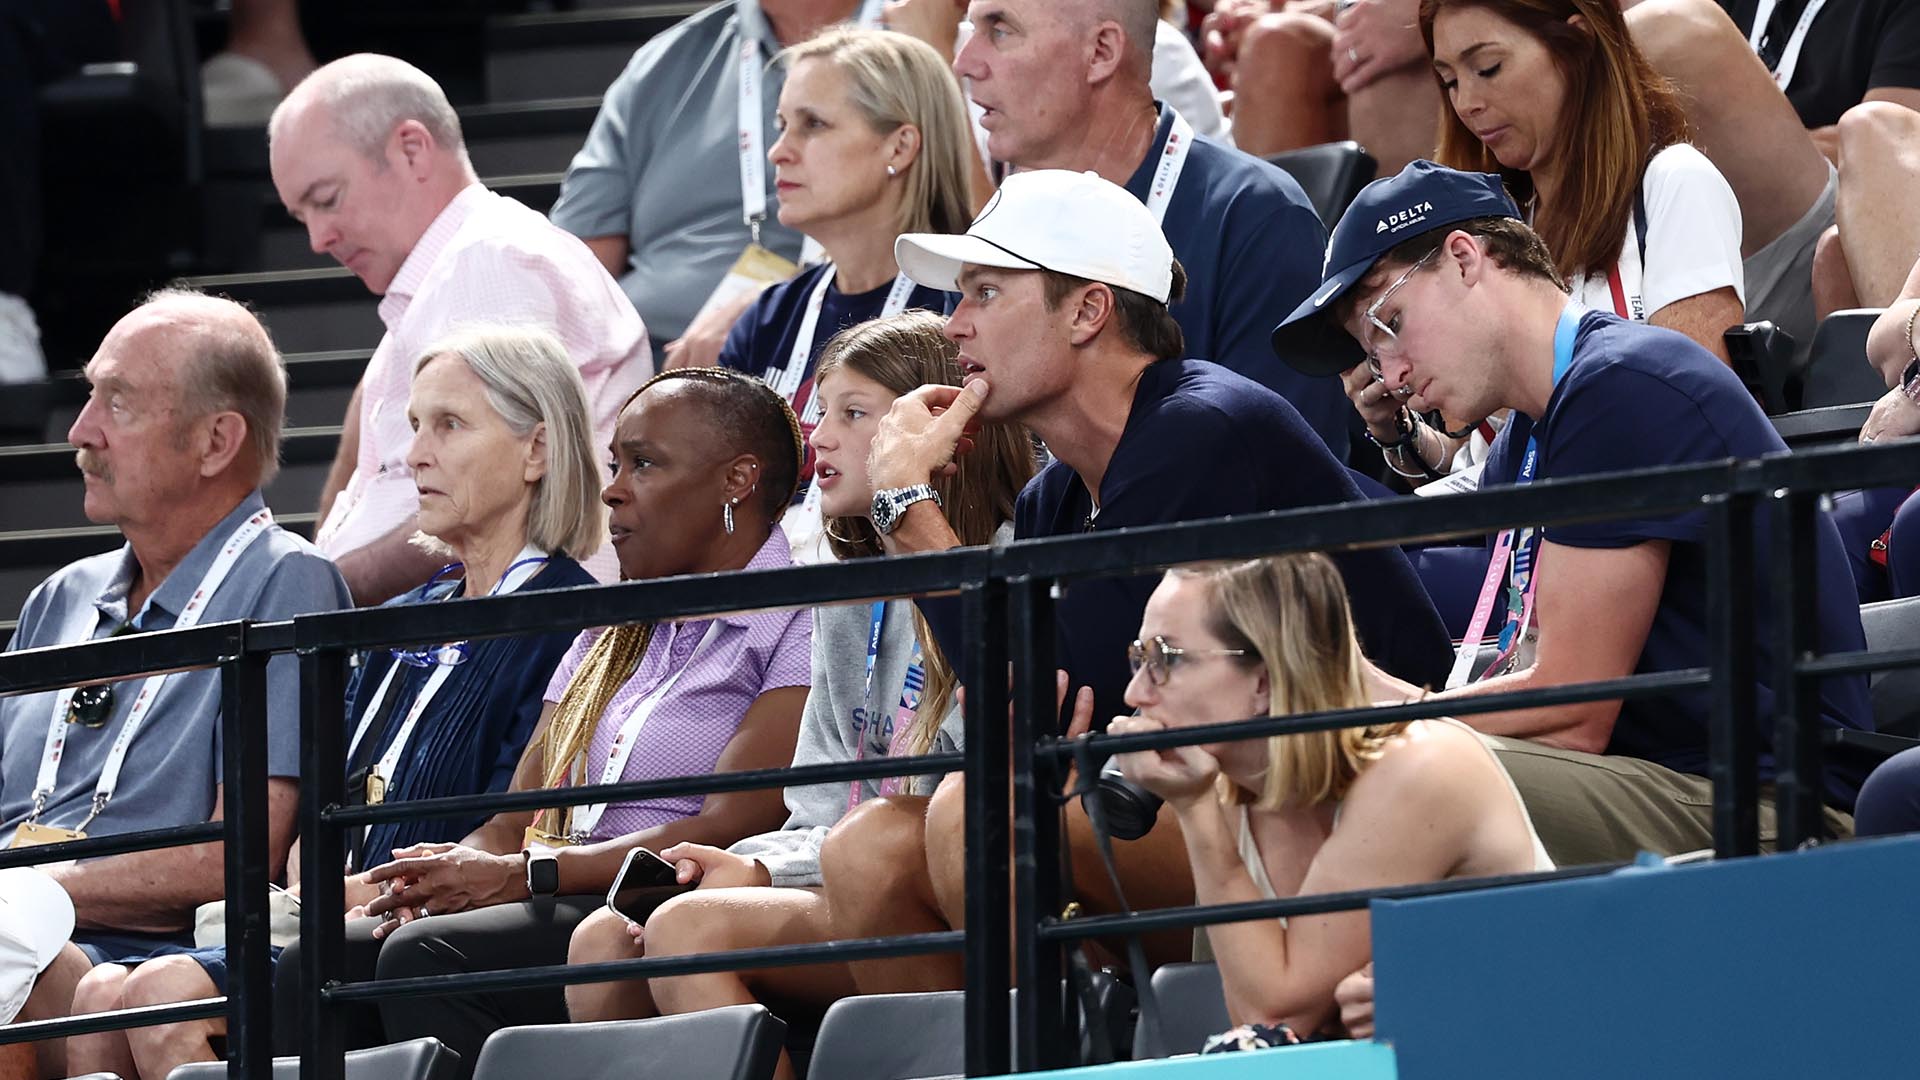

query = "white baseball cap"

[0,868,73,1024]
[895,169,1176,304]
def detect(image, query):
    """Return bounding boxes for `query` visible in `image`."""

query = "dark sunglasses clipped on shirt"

[64,621,141,729]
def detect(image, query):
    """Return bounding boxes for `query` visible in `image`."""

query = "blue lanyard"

[1515,303,1583,486]
[859,601,887,718]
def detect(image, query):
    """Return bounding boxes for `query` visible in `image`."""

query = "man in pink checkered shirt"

[269,54,651,603]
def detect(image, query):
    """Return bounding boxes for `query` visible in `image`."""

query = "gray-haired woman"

[65,324,609,1080]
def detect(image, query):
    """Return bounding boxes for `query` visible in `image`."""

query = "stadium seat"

[1802,310,1889,410]
[1266,142,1378,229]
[1770,403,1872,448]
[807,992,966,1080]
[1130,962,1230,1059]
[164,1037,459,1080]
[1725,320,1800,414]
[471,1005,785,1080]
[1863,595,1920,739]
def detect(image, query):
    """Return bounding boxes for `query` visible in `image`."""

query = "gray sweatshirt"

[728,597,965,887]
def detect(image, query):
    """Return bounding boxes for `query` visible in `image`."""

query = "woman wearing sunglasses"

[65,324,606,1079]
[1109,552,1551,1045]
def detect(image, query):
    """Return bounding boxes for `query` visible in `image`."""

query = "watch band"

[1902,357,1920,406]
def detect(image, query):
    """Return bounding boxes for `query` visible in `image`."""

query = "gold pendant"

[11,822,86,848]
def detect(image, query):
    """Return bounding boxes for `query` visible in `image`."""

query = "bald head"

[130,290,288,487]
[270,53,468,167]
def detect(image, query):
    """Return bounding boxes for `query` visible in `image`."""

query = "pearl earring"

[886,164,898,177]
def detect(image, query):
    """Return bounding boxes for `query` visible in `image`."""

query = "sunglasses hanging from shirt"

[12,509,274,848]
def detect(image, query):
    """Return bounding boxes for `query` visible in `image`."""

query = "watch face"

[871,492,898,534]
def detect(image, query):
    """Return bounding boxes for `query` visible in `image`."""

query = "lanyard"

[738,3,887,243]
[1445,305,1581,689]
[347,547,550,775]
[31,508,274,829]
[778,268,918,422]
[1747,0,1827,91]
[567,620,725,840]
[847,602,925,812]
[1144,108,1196,225]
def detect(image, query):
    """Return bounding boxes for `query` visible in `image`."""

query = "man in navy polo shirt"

[1273,161,1875,864]
[817,169,1453,986]
[948,0,1347,458]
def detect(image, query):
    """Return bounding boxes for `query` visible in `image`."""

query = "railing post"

[1769,490,1825,849]
[219,631,272,1080]
[298,647,349,1080]
[962,580,1011,1078]
[1009,577,1070,1071]
[1707,493,1758,857]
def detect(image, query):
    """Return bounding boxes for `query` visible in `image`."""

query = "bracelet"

[1906,303,1919,367]
[1363,409,1419,452]
[1382,416,1446,483]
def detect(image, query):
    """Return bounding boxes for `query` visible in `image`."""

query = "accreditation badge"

[10,822,86,848]
[689,243,799,330]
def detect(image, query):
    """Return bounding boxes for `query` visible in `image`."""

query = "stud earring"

[723,499,736,535]
[886,164,898,177]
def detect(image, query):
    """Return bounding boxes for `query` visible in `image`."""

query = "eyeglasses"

[1360,248,1438,378]
[1127,635,1249,687]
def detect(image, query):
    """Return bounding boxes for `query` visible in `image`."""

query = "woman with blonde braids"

[1110,552,1550,1047]
[562,312,1033,1074]
[339,367,812,1074]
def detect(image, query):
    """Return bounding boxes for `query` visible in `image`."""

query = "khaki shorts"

[1744,161,1837,368]
[1487,736,1853,866]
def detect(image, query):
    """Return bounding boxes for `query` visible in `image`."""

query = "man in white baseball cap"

[827,168,1453,985]
[0,867,77,1079]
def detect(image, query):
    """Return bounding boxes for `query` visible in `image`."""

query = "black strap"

[1066,737,1167,1062]
[1632,182,1649,267]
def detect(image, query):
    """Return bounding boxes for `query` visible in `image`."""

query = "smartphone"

[605,846,693,924]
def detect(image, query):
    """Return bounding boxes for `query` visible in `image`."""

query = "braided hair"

[528,368,804,841]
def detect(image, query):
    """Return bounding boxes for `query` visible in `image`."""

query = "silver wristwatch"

[870,484,942,535]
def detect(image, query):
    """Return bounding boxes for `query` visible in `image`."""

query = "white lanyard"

[347,546,550,779]
[737,2,888,242]
[775,267,918,421]
[31,508,274,828]
[1747,0,1828,91]
[1144,108,1196,225]
[567,620,725,840]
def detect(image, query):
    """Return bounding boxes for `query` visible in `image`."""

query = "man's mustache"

[75,449,112,482]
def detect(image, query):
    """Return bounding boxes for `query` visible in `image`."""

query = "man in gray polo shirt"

[549,0,873,365]
[0,291,348,1073]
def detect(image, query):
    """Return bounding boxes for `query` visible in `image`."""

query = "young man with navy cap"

[822,168,1454,983]
[1273,160,1875,863]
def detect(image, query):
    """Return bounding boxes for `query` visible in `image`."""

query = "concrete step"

[206,96,600,180]
[33,349,369,446]
[484,3,704,102]
[179,268,380,355]
[0,426,341,533]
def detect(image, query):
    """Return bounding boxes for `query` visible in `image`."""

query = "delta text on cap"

[1269,160,1522,377]
[895,169,1176,303]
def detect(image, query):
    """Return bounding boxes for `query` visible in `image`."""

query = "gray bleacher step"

[38,349,371,444]
[0,515,319,635]
[0,426,341,533]
[485,3,706,102]
[178,268,380,354]
[251,173,565,273]
[207,98,599,180]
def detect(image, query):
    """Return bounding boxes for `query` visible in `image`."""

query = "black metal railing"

[0,438,1913,1080]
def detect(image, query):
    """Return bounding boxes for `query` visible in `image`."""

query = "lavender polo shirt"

[542,528,812,840]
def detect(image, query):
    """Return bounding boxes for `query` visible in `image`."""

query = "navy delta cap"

[1270,160,1522,377]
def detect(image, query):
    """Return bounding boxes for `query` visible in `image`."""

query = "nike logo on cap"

[1311,279,1342,307]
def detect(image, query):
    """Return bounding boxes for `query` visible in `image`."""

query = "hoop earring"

[723,500,736,535]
